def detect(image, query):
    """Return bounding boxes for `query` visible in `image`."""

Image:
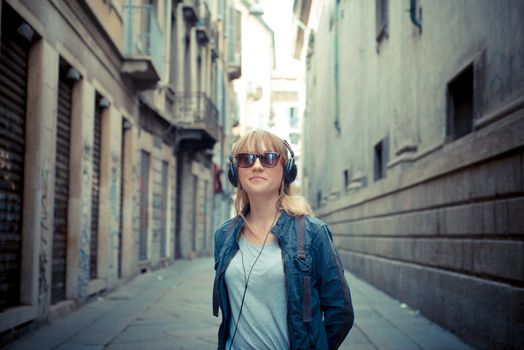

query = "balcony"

[226,8,241,80]
[227,52,241,80]
[180,0,211,45]
[174,92,220,147]
[122,5,164,90]
[210,24,218,61]
[195,2,211,45]
[181,0,199,24]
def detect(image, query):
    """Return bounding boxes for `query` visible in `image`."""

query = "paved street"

[8,258,474,350]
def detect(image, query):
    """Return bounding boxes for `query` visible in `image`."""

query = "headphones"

[227,139,297,187]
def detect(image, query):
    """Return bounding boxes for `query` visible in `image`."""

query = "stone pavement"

[8,257,474,350]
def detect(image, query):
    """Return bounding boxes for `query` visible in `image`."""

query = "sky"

[258,0,298,73]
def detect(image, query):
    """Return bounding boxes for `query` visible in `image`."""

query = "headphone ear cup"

[281,139,297,185]
[284,159,297,184]
[227,155,238,187]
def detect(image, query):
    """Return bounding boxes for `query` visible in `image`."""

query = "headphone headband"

[282,139,295,159]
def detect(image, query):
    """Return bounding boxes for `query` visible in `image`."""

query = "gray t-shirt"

[224,234,289,350]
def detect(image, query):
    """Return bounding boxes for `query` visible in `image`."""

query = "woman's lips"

[249,176,266,181]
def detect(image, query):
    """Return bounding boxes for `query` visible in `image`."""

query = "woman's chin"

[244,185,278,196]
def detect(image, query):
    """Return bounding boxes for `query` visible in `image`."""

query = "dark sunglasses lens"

[236,154,256,168]
[261,153,280,167]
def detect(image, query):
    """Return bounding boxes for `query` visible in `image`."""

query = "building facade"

[0,0,240,343]
[270,72,304,190]
[232,0,275,135]
[295,0,524,349]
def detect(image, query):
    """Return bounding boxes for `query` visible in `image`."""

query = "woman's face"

[237,142,283,198]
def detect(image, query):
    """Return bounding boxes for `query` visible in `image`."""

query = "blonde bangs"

[232,130,288,161]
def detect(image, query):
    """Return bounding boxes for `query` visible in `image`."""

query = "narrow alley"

[8,258,472,350]
[0,1,523,349]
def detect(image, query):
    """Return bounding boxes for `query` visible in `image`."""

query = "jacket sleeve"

[214,228,221,270]
[315,224,354,349]
[212,222,228,317]
[213,218,231,270]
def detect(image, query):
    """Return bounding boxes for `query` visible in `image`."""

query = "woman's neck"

[246,193,279,223]
[242,194,280,240]
[247,205,278,225]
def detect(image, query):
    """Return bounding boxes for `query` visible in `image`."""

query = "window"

[374,136,389,181]
[139,151,150,261]
[447,64,474,140]
[227,8,242,68]
[289,107,298,128]
[289,132,300,145]
[217,0,225,20]
[344,169,351,188]
[376,0,388,42]
[139,0,157,52]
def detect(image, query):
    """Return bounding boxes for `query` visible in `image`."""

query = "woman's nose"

[252,157,263,169]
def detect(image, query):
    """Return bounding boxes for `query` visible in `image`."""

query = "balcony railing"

[174,92,219,141]
[123,4,163,76]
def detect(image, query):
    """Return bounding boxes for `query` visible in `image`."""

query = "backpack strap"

[296,215,311,323]
[296,215,306,259]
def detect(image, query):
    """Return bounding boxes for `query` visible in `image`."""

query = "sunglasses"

[235,152,281,168]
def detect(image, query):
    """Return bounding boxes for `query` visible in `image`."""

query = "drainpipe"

[410,0,422,32]
[334,0,341,134]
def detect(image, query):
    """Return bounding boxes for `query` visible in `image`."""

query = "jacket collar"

[271,209,292,245]
[229,209,293,247]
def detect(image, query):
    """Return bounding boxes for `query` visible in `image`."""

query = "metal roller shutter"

[191,175,197,252]
[0,8,30,311]
[160,161,168,258]
[118,121,128,278]
[174,156,182,259]
[51,69,72,304]
[203,179,208,250]
[90,97,102,279]
[139,150,149,261]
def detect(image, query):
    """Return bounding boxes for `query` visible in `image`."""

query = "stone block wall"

[318,108,524,349]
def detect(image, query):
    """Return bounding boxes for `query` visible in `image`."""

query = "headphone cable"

[228,210,279,350]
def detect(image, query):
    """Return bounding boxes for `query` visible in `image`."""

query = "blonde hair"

[231,129,313,217]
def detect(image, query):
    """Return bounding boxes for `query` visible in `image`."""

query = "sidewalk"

[8,257,474,350]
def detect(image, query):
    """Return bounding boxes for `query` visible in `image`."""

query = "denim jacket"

[212,211,354,349]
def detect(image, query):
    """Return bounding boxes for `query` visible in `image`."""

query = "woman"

[212,130,354,350]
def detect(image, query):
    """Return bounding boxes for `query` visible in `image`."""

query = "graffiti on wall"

[0,146,16,308]
[109,152,120,273]
[78,143,91,300]
[38,168,49,307]
[132,164,140,233]
[153,192,161,240]
[0,148,14,188]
